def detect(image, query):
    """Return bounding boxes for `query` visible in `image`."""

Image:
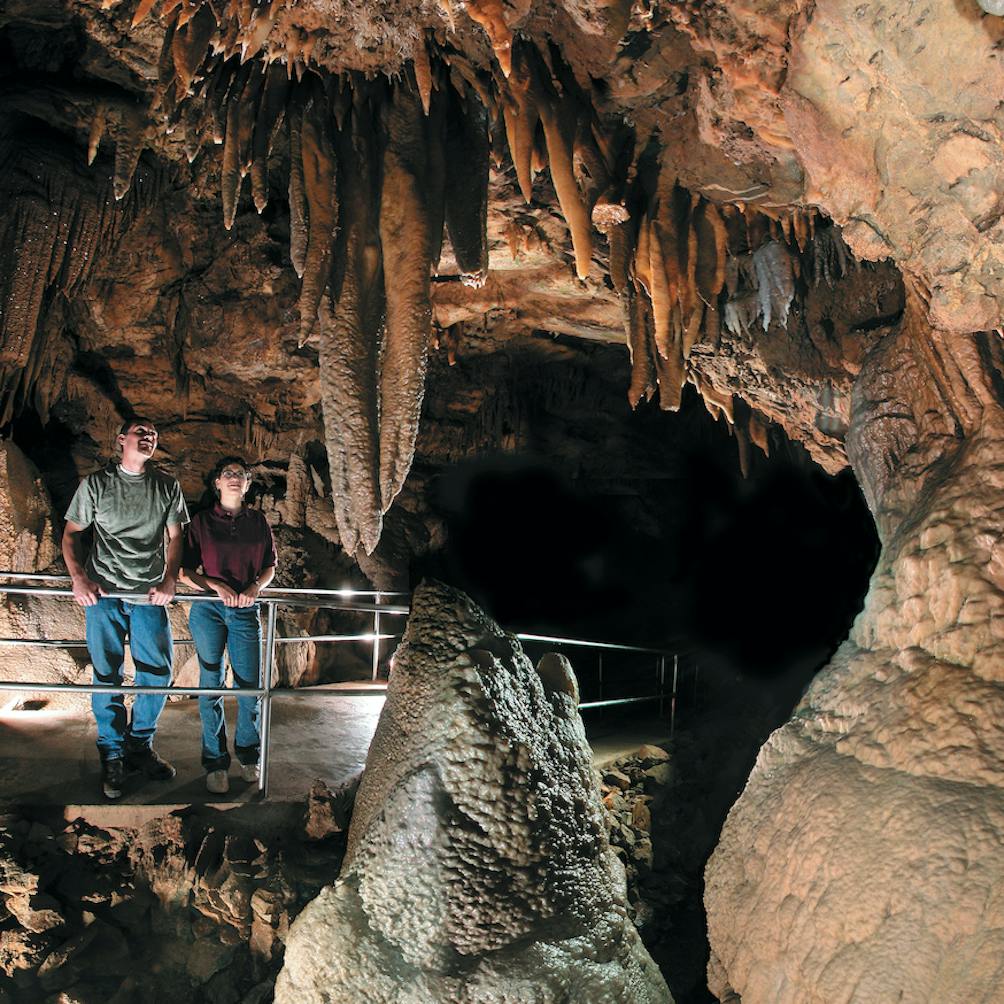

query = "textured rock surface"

[276,581,671,1003]
[705,295,1004,1002]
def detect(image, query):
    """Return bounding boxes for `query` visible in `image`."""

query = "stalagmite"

[297,90,338,344]
[443,85,489,285]
[378,84,433,511]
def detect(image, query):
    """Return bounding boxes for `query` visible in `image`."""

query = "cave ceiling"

[1,0,996,556]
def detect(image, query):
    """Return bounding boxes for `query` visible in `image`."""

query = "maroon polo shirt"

[183,503,277,593]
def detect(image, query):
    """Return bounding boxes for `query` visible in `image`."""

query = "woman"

[182,457,277,793]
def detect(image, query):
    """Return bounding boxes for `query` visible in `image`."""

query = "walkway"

[0,686,670,821]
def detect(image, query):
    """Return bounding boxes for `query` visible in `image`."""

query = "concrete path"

[0,685,670,822]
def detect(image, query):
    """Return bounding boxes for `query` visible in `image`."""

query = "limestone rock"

[0,440,57,573]
[705,311,1004,1002]
[276,580,671,1003]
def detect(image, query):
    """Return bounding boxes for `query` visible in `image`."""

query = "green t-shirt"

[65,464,190,593]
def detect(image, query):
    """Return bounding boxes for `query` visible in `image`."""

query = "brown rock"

[602,768,632,791]
[631,799,652,833]
[637,744,670,763]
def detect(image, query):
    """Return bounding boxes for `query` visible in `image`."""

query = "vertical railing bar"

[371,591,382,682]
[670,653,679,738]
[659,654,666,718]
[258,601,277,798]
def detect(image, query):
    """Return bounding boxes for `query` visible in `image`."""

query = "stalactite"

[112,103,147,200]
[0,138,159,421]
[287,93,308,278]
[87,105,106,166]
[413,40,433,116]
[462,0,513,76]
[424,81,447,271]
[625,285,656,407]
[297,92,338,345]
[317,103,385,556]
[752,240,795,330]
[172,4,216,96]
[533,71,593,280]
[378,82,433,512]
[250,61,289,212]
[220,65,247,229]
[443,83,489,286]
[501,44,538,204]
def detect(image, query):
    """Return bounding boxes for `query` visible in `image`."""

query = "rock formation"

[276,581,671,1003]
[704,290,1004,1002]
[4,0,1004,1000]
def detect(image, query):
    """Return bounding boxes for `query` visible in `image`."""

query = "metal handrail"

[0,571,689,799]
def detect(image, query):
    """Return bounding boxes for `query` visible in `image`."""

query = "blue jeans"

[86,599,173,760]
[187,601,262,771]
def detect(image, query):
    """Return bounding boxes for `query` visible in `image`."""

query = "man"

[62,417,190,800]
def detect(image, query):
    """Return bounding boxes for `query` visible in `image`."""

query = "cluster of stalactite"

[606,180,856,469]
[0,136,161,427]
[106,1,856,545]
[114,1,624,553]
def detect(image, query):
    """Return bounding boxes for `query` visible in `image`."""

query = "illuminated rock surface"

[276,581,672,1003]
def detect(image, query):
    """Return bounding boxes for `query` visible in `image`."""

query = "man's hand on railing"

[236,581,261,608]
[70,575,104,607]
[148,575,177,606]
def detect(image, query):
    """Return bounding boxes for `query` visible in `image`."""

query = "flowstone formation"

[275,581,672,1003]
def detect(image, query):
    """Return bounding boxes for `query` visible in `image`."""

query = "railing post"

[670,653,679,738]
[258,601,277,798]
[658,654,666,717]
[371,591,382,681]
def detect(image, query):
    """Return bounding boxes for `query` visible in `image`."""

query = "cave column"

[705,292,1004,1002]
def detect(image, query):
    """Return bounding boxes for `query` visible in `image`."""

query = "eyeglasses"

[219,468,249,479]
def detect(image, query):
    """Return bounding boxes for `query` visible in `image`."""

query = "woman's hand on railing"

[207,579,239,607]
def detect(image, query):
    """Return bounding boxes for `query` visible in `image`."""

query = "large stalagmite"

[275,581,672,1004]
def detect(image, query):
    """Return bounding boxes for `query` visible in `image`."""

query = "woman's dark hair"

[190,456,253,511]
[210,456,251,494]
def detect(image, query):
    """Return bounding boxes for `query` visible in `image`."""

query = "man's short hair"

[118,416,157,436]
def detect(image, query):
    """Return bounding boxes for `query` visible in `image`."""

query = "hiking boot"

[102,757,125,800]
[206,769,230,794]
[239,762,260,784]
[125,745,176,780]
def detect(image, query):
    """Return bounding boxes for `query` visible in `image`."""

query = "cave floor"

[0,688,670,824]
